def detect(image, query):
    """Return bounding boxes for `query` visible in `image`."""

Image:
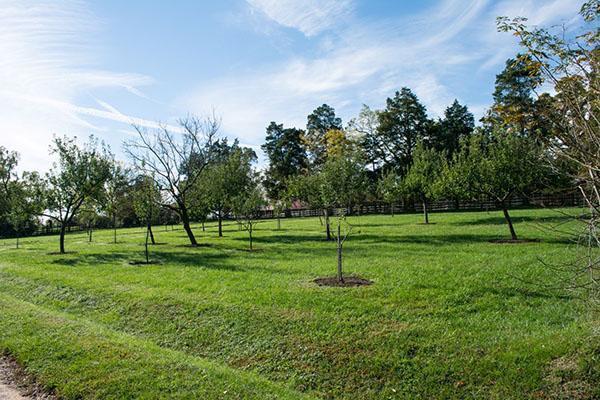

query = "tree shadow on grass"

[235,232,572,247]
[450,215,576,226]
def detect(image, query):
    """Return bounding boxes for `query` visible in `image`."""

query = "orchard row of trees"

[261,56,563,241]
[0,119,265,254]
[0,2,597,286]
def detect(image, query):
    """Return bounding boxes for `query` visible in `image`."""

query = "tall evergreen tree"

[305,104,342,166]
[484,54,542,135]
[261,122,308,201]
[375,88,430,174]
[429,100,475,157]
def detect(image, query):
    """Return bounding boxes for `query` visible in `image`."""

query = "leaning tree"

[39,136,112,254]
[441,130,546,240]
[124,115,219,246]
[498,0,600,294]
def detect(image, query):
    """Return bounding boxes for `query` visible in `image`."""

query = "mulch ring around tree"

[489,238,540,244]
[313,276,373,287]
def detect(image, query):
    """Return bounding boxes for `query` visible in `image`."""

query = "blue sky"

[0,0,585,171]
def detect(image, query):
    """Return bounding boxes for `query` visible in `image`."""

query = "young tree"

[288,154,366,244]
[39,136,112,254]
[132,175,161,263]
[0,147,19,234]
[6,172,41,248]
[441,131,546,240]
[305,104,343,166]
[78,201,99,243]
[104,161,129,244]
[498,0,599,292]
[196,141,256,237]
[377,171,402,216]
[322,156,367,281]
[124,115,219,246]
[233,178,265,251]
[401,143,446,224]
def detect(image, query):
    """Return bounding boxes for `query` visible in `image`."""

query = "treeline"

[260,52,576,241]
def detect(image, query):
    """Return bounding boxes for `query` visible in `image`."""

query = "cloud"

[246,0,354,37]
[182,0,586,151]
[0,0,154,171]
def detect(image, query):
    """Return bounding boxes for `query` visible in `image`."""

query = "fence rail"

[256,192,586,220]
[0,192,585,241]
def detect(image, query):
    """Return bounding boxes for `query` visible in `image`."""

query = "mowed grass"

[0,208,598,399]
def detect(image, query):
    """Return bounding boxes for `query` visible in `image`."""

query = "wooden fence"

[0,192,585,240]
[256,192,585,220]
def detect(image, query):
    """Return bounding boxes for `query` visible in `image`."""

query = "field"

[0,208,598,399]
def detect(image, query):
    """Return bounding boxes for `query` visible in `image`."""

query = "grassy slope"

[0,208,598,399]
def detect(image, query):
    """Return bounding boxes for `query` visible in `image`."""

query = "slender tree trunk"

[145,226,150,263]
[501,203,518,240]
[249,225,253,251]
[391,202,394,217]
[337,223,343,283]
[15,233,19,249]
[59,224,66,254]
[202,221,205,232]
[218,213,223,237]
[148,223,156,245]
[113,213,117,244]
[423,197,429,224]
[180,206,197,246]
[324,209,332,241]
[88,224,93,242]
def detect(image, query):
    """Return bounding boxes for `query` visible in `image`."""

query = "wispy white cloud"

[182,0,585,150]
[246,0,354,37]
[0,0,154,171]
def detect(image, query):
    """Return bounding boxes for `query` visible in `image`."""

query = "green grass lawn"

[0,208,598,399]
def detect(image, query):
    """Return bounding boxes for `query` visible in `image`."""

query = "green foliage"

[6,172,42,241]
[195,141,257,228]
[429,100,475,157]
[38,136,112,252]
[261,122,308,201]
[375,88,430,174]
[232,177,266,250]
[402,143,446,202]
[347,105,381,170]
[288,155,367,211]
[305,104,343,166]
[377,171,401,206]
[103,162,130,226]
[440,131,545,203]
[131,174,161,226]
